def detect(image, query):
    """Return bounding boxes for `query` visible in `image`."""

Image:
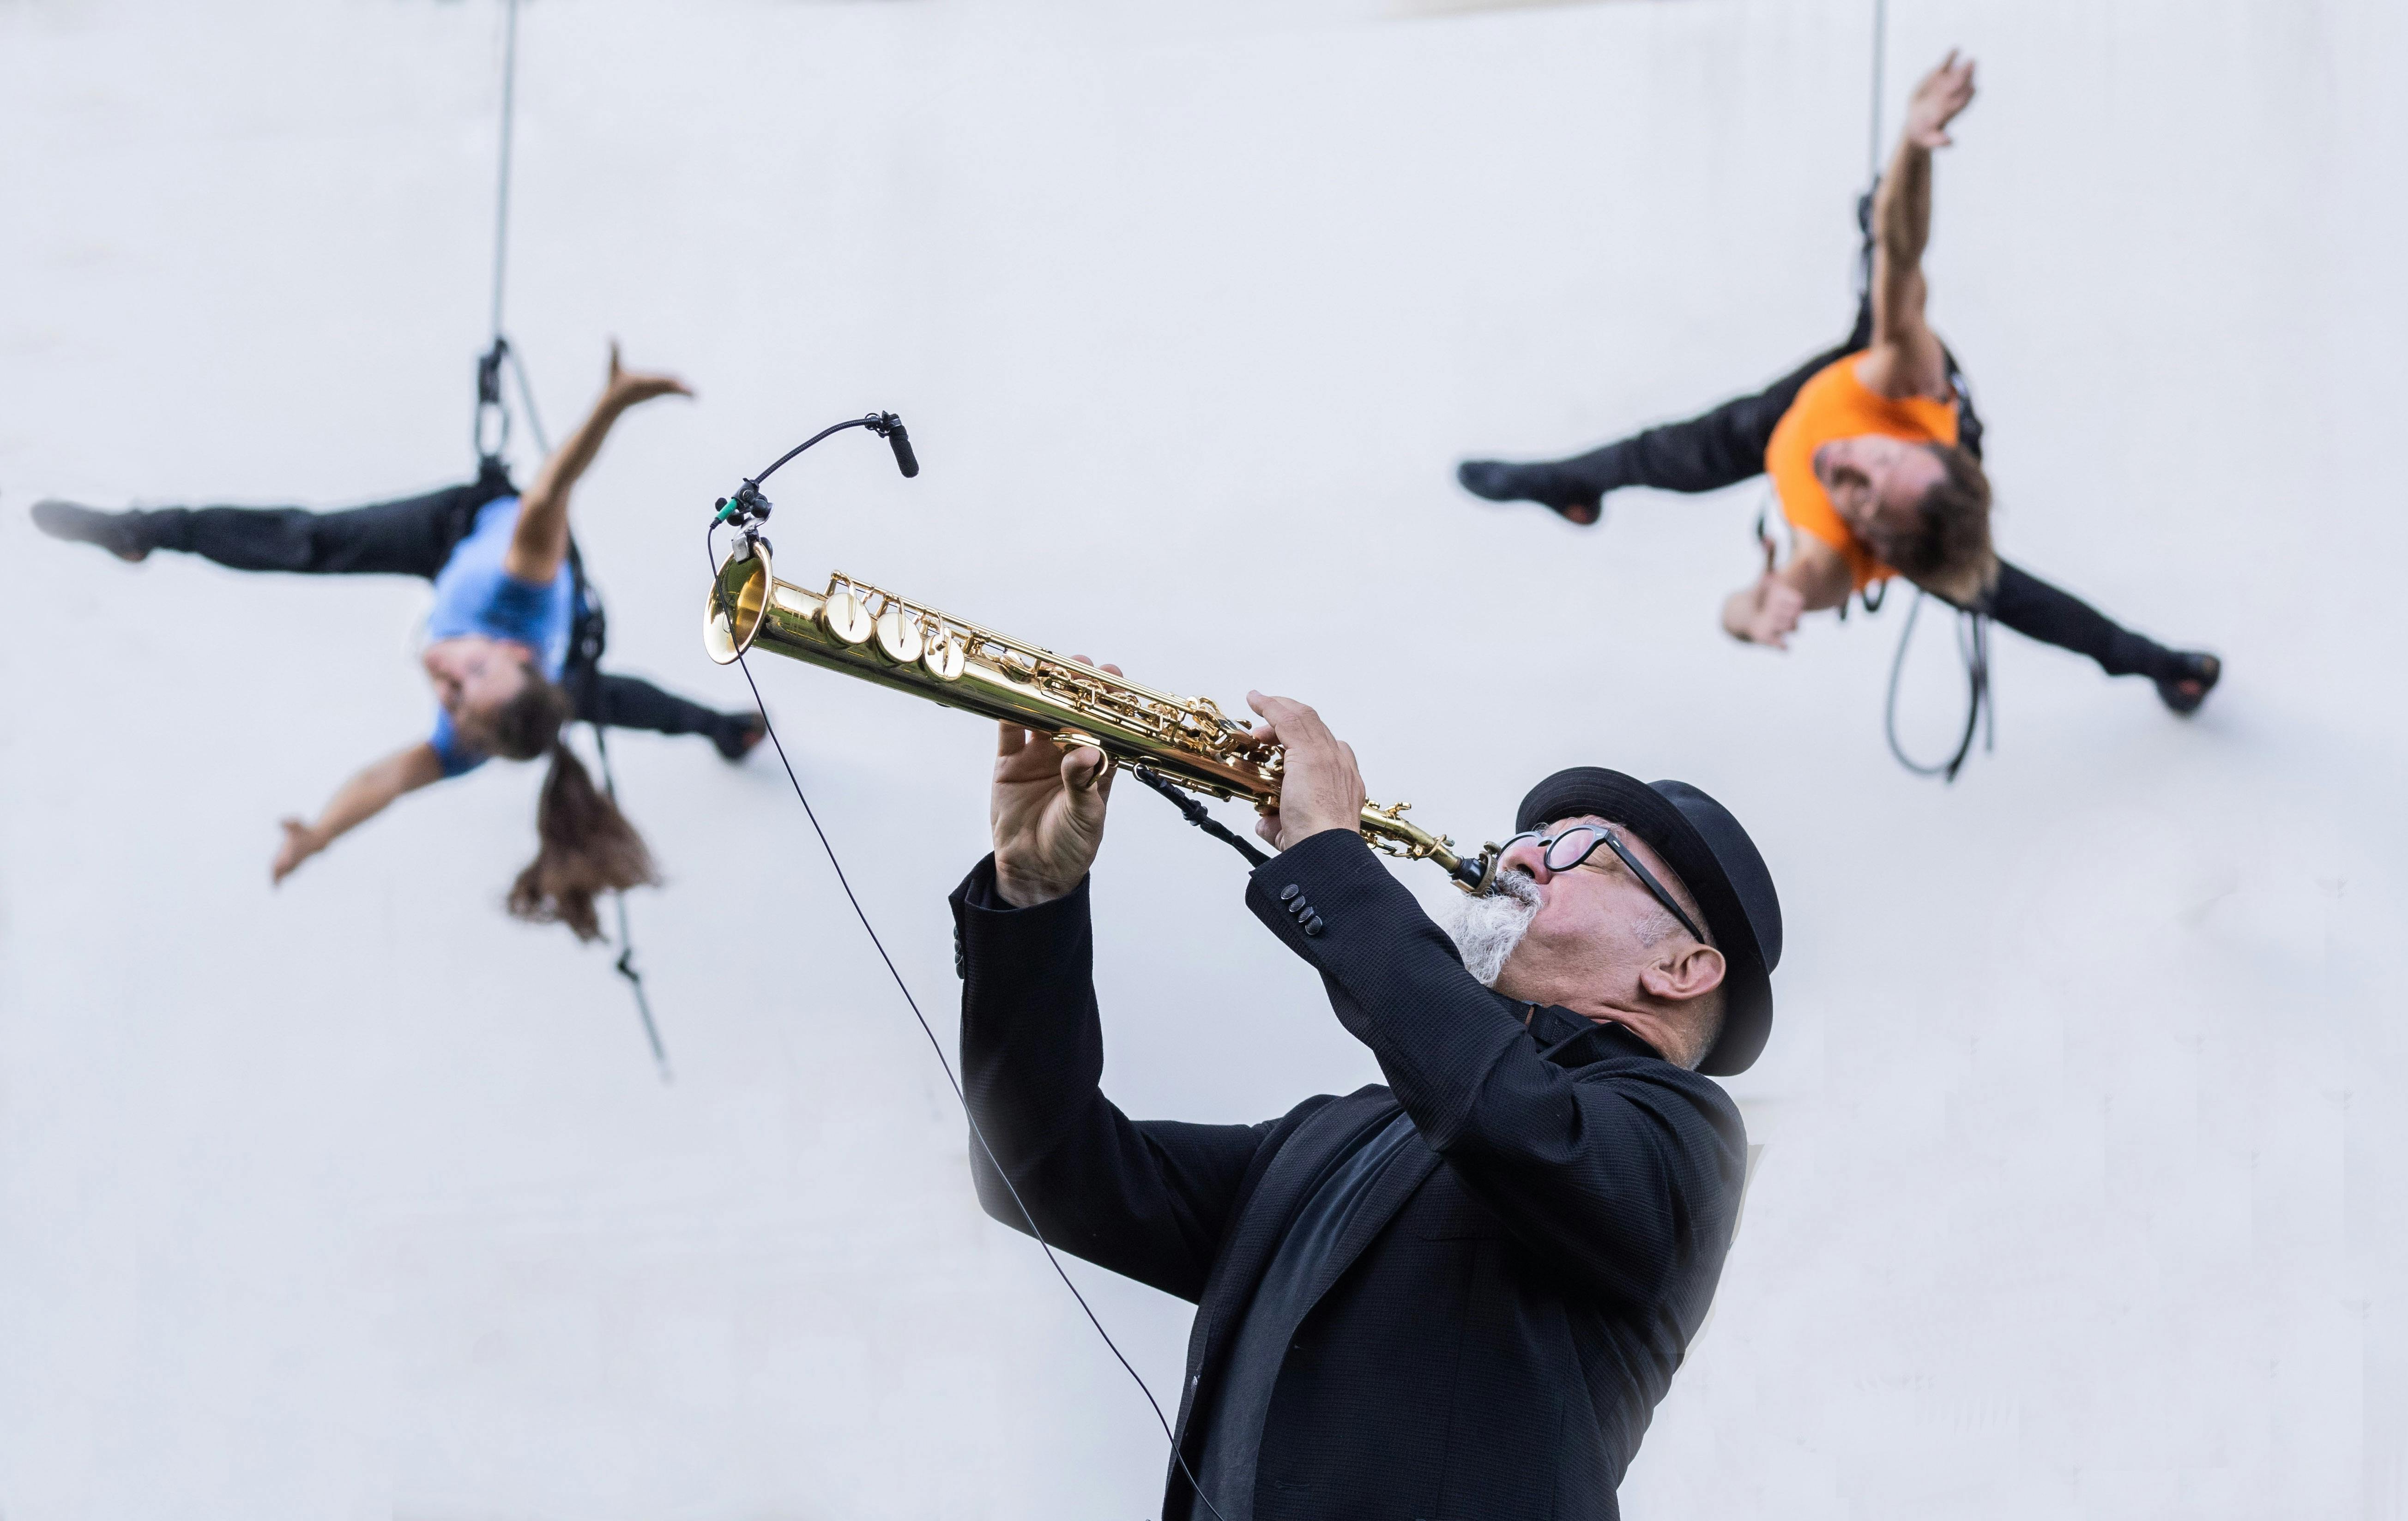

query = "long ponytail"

[510,741,658,940]
[489,673,658,940]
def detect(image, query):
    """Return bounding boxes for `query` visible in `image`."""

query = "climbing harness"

[469,0,670,1076]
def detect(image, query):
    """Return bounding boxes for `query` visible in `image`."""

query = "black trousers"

[137,483,748,739]
[1554,308,2179,683]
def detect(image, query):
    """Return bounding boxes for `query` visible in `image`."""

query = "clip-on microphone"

[872,412,918,478]
[713,410,920,545]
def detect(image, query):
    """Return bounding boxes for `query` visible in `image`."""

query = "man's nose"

[1500,837,1551,880]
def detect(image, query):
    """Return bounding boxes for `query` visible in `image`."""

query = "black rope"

[706,522,1230,1521]
[587,717,670,1079]
[1130,767,1271,868]
[1883,589,1994,782]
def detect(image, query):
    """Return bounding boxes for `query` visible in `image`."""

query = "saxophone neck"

[1356,802,1498,894]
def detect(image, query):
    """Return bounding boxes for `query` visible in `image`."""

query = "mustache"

[1447,868,1541,988]
[1486,868,1540,907]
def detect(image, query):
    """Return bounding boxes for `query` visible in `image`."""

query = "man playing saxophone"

[954,688,1783,1521]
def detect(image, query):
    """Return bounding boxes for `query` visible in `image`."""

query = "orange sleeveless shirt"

[1763,355,1959,592]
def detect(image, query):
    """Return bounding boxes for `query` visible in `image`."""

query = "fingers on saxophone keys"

[1064,749,1105,791]
[1248,691,1333,746]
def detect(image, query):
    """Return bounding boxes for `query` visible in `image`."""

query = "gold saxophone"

[705,540,1496,892]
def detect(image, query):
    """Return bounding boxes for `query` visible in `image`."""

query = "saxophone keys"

[873,604,925,664]
[822,590,875,646]
[922,628,967,681]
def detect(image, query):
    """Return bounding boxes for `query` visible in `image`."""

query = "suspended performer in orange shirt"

[1457,52,2219,715]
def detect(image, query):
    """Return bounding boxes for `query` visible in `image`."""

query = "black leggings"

[139,479,505,578]
[1550,308,2180,683]
[136,482,750,742]
[1557,304,1878,497]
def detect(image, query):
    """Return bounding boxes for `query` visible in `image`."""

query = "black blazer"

[952,828,1746,1521]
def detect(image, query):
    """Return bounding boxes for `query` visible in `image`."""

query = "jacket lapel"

[1186,1092,1396,1394]
[1173,1010,1664,1458]
[1275,1016,1651,1323]
[1293,1126,1443,1315]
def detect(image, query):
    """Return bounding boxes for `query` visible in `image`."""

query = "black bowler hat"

[1515,768,1783,1076]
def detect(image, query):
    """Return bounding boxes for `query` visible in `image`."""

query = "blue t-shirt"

[427,495,574,776]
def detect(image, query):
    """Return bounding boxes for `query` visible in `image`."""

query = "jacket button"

[1288,896,1311,918]
[1279,884,1302,902]
[1302,916,1324,938]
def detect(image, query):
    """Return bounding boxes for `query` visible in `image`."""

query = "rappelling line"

[1853,0,1887,310]
[1867,0,1888,186]
[471,0,669,1074]
[490,0,519,349]
[472,0,524,469]
[1853,0,1994,782]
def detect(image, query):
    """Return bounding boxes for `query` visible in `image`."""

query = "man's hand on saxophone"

[991,658,1122,908]
[1245,691,1370,853]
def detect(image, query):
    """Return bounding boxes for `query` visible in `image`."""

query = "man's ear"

[1639,943,1725,1005]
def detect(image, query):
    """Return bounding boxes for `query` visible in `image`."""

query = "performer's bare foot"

[32,500,152,562]
[2156,652,2221,715]
[1456,461,1603,526]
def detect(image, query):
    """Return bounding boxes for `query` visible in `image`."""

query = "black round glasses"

[1498,825,1709,946]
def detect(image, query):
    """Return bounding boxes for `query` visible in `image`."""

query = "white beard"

[1445,869,1541,989]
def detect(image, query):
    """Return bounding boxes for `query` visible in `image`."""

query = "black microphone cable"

[703,431,1230,1521]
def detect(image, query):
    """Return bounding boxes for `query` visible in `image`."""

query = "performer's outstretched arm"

[1861,51,1977,401]
[271,741,446,883]
[502,343,692,586]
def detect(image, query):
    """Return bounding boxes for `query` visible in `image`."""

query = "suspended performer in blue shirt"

[32,345,762,940]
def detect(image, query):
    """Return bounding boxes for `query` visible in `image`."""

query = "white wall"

[2,0,2401,1516]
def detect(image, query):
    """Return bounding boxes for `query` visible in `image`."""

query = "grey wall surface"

[2,0,2401,1516]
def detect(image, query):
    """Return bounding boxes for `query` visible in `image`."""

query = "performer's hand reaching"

[1724,572,1806,649]
[600,340,693,410]
[991,659,1119,908]
[1903,50,1976,150]
[1245,692,1368,853]
[271,818,324,884]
